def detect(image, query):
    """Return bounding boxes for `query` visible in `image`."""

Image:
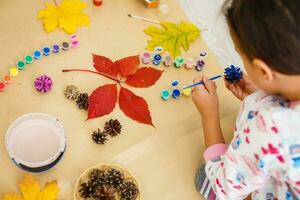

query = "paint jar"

[174,56,184,68]
[42,47,51,56]
[142,51,152,64]
[5,113,66,173]
[52,44,60,53]
[153,54,162,65]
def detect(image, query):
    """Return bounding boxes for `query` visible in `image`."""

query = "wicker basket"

[74,163,140,200]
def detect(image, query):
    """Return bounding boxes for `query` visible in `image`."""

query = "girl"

[193,0,300,199]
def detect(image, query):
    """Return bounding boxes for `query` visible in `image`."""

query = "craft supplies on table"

[153,54,162,65]
[163,55,173,67]
[142,51,152,64]
[0,35,78,93]
[172,89,181,99]
[174,56,184,68]
[5,113,66,173]
[161,90,170,101]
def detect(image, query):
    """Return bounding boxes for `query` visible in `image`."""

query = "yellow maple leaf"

[38,0,90,34]
[144,21,201,57]
[3,175,59,200]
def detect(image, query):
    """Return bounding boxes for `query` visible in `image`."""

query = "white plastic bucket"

[5,113,66,173]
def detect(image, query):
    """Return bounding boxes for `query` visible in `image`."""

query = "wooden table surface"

[0,0,241,199]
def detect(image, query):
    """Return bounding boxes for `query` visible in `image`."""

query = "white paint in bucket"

[5,113,66,171]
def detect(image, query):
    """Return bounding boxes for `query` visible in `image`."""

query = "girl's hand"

[224,74,258,101]
[192,76,219,118]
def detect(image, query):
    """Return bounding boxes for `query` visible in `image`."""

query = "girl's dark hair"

[223,0,300,74]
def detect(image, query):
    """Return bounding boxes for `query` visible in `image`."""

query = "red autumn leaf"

[119,87,154,126]
[114,55,140,77]
[88,84,118,120]
[125,67,163,88]
[93,54,118,78]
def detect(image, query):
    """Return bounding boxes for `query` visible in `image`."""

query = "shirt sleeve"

[204,108,286,200]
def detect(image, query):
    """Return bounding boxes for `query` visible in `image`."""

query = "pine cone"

[104,119,122,137]
[64,85,79,100]
[76,93,89,110]
[105,168,125,189]
[121,181,139,200]
[79,182,95,198]
[93,185,116,199]
[92,129,108,144]
[90,169,106,187]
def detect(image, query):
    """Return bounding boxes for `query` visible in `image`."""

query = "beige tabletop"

[0,0,241,199]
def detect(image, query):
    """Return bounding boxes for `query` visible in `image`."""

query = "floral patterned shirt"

[205,90,300,200]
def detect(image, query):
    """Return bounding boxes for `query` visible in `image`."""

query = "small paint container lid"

[200,51,208,57]
[71,34,78,42]
[161,90,170,101]
[17,61,25,70]
[5,113,66,173]
[154,46,164,54]
[171,80,179,87]
[174,56,184,68]
[43,47,51,56]
[0,82,6,92]
[163,55,173,67]
[62,42,70,51]
[153,54,162,65]
[172,89,181,99]
[25,55,33,64]
[3,75,12,84]
[33,50,41,59]
[142,51,152,64]
[52,44,60,53]
[9,67,19,77]
[71,40,79,49]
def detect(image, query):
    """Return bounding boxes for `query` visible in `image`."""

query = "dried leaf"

[114,55,140,77]
[93,54,118,78]
[38,0,90,34]
[125,67,163,88]
[19,175,40,200]
[4,175,59,200]
[144,21,200,57]
[88,84,118,120]
[37,181,60,200]
[119,87,153,126]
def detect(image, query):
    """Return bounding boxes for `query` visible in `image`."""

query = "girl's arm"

[192,76,225,147]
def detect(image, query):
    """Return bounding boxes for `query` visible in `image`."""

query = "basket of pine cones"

[74,164,140,200]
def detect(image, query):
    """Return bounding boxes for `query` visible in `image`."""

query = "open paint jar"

[5,113,66,173]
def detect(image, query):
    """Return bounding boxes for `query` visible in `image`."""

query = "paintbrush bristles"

[127,14,160,24]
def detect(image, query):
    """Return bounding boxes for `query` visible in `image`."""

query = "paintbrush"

[182,65,243,90]
[128,14,160,24]
[182,75,223,90]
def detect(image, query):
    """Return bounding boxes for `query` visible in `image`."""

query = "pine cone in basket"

[92,129,108,144]
[105,168,125,188]
[121,181,139,200]
[90,169,106,187]
[79,182,95,198]
[93,185,116,200]
[76,93,89,110]
[64,85,79,100]
[104,119,122,137]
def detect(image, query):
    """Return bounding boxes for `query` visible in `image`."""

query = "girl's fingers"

[203,77,217,94]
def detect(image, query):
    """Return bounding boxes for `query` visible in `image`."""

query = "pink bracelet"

[203,143,228,161]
